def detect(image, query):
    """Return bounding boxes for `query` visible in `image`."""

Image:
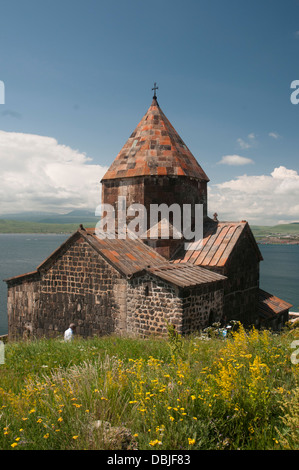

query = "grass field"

[251,223,299,239]
[1,323,299,450]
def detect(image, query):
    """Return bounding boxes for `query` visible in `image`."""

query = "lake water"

[0,234,69,335]
[0,234,298,336]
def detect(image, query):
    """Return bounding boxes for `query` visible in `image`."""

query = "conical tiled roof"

[101,96,209,181]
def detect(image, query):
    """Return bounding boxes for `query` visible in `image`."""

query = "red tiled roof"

[82,229,166,276]
[34,228,167,277]
[101,97,209,182]
[5,229,167,283]
[173,220,263,267]
[259,289,292,319]
[146,263,226,288]
[5,227,226,288]
[141,218,183,239]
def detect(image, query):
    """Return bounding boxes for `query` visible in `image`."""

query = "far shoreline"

[0,232,299,245]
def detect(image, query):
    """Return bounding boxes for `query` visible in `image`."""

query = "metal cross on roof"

[152,82,158,98]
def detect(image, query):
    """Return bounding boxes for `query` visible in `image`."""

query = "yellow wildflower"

[149,439,162,446]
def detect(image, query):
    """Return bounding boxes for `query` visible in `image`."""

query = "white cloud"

[0,130,108,215]
[217,154,254,166]
[2,130,297,228]
[268,132,280,139]
[236,133,256,150]
[208,166,299,225]
[236,138,251,149]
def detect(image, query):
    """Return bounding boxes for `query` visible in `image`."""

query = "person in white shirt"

[64,323,76,341]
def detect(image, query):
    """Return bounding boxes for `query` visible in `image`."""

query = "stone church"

[5,92,292,340]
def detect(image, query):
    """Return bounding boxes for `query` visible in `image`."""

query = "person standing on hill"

[64,323,76,342]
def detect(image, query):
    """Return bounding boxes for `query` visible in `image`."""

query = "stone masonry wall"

[7,236,125,339]
[102,175,207,233]
[202,232,260,326]
[126,274,225,337]
[143,176,208,222]
[126,273,183,337]
[181,282,224,334]
[38,237,124,338]
[7,274,40,340]
[222,234,260,326]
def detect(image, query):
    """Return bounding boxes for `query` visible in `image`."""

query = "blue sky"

[1,0,299,224]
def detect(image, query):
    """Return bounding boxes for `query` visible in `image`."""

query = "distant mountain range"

[0,210,100,233]
[0,212,299,238]
[0,210,99,224]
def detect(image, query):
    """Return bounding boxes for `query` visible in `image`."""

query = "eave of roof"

[4,270,40,285]
[258,289,293,319]
[145,263,227,288]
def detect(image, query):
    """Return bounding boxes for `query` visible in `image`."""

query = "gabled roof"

[101,96,209,182]
[4,228,167,284]
[80,229,166,276]
[258,289,292,319]
[5,227,226,289]
[140,218,183,240]
[37,228,168,277]
[173,219,263,268]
